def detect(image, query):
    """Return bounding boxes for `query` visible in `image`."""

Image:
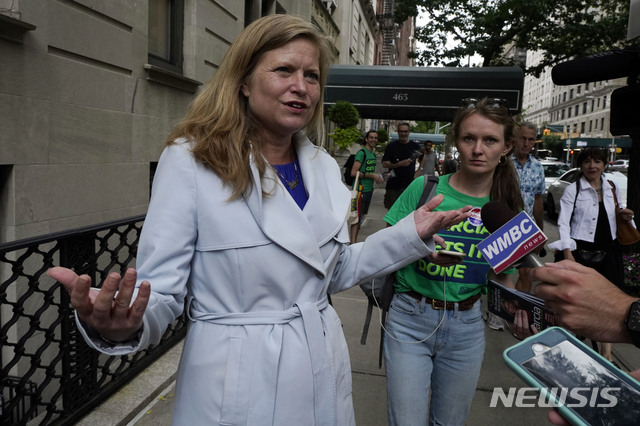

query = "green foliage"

[330,126,362,150]
[393,0,633,76]
[327,100,360,128]
[375,128,390,153]
[411,121,437,134]
[542,135,564,159]
[376,128,389,144]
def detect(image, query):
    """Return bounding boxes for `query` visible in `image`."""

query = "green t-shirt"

[384,175,494,302]
[354,148,378,193]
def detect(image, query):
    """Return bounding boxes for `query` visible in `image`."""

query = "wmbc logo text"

[490,387,621,408]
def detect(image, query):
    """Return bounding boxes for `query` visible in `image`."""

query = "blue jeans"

[384,292,485,426]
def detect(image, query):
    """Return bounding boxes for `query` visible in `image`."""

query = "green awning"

[325,65,524,121]
[563,137,632,148]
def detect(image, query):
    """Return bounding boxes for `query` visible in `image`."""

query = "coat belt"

[187,298,336,426]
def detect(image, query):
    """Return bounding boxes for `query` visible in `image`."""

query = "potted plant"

[328,100,360,152]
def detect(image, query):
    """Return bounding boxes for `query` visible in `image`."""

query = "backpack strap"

[569,178,581,225]
[417,175,439,209]
[356,148,367,170]
[607,180,620,208]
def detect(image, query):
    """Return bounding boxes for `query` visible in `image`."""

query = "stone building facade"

[0,0,380,243]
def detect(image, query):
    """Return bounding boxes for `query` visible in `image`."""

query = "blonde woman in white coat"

[48,15,471,426]
[550,147,634,360]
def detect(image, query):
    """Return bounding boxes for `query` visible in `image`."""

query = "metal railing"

[0,216,188,425]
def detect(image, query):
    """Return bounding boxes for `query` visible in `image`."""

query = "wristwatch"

[625,299,640,348]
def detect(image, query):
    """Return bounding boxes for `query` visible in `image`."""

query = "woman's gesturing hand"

[48,267,151,343]
[413,194,472,240]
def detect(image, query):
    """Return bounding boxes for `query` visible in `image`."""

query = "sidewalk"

[80,187,639,426]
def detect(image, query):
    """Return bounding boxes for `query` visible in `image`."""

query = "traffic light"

[543,129,551,136]
[570,149,574,155]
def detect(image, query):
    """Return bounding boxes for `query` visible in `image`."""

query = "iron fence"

[0,215,188,425]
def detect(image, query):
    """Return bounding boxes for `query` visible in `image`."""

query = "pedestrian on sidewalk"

[382,123,422,209]
[511,122,546,295]
[548,147,633,361]
[383,97,524,426]
[349,130,384,244]
[414,139,440,178]
[47,15,472,426]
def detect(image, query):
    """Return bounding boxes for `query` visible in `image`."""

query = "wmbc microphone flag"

[477,211,547,274]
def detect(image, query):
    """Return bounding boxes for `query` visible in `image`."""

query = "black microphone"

[551,48,640,85]
[481,201,545,269]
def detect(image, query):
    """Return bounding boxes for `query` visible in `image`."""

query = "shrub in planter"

[330,126,362,151]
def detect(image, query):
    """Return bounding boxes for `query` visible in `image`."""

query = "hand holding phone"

[437,250,466,260]
[504,327,640,425]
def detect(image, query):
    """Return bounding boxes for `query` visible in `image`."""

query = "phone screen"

[521,340,640,425]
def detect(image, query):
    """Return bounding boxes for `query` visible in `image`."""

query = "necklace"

[273,160,300,190]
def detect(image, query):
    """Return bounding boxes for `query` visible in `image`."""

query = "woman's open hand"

[413,194,472,241]
[48,267,150,342]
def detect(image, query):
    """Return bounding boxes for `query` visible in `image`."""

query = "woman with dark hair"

[549,147,634,360]
[383,97,523,425]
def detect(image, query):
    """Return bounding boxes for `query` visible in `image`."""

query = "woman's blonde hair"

[450,98,524,212]
[166,15,334,199]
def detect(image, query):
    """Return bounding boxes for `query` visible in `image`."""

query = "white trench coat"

[78,135,434,425]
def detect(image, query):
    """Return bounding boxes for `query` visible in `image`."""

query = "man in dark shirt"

[382,122,422,209]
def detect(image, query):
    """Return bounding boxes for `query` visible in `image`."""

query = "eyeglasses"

[460,97,510,110]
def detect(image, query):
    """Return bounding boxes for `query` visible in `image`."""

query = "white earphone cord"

[371,274,447,345]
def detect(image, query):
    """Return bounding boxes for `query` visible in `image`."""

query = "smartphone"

[437,250,466,259]
[504,327,640,425]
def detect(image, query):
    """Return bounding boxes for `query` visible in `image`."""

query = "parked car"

[545,168,627,219]
[539,160,570,202]
[608,159,629,172]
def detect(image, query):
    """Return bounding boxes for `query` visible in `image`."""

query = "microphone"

[480,201,545,270]
[551,48,640,85]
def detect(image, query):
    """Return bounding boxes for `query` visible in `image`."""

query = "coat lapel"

[244,135,348,274]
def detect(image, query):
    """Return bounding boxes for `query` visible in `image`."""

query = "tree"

[541,134,564,159]
[374,128,390,153]
[394,0,633,76]
[411,121,437,133]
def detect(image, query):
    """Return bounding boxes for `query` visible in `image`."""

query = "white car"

[539,160,570,202]
[608,159,629,173]
[545,168,627,219]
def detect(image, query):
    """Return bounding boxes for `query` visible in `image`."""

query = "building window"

[563,92,567,102]
[601,117,605,129]
[570,88,574,99]
[581,122,585,134]
[583,102,587,114]
[577,86,581,94]
[589,120,593,132]
[591,99,595,111]
[603,96,607,109]
[561,109,565,119]
[575,105,579,116]
[148,0,184,74]
[568,108,572,118]
[586,83,590,91]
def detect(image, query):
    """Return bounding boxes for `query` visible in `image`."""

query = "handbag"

[573,249,607,268]
[608,180,640,245]
[347,172,361,226]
